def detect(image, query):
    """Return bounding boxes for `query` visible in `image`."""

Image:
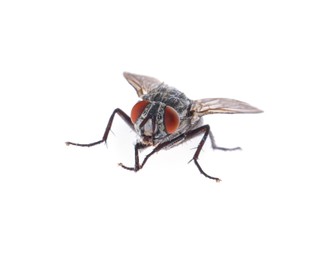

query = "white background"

[1,0,329,259]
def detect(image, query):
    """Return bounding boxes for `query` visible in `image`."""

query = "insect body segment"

[66,72,263,182]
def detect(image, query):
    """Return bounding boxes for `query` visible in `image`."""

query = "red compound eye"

[131,100,150,123]
[164,106,180,134]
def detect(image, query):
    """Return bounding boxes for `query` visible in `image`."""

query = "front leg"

[66,108,133,147]
[119,142,150,171]
[138,125,222,182]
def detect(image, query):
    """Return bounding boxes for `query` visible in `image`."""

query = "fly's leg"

[119,125,221,182]
[119,142,149,171]
[65,108,134,147]
[119,135,187,173]
[209,130,241,151]
[185,125,221,182]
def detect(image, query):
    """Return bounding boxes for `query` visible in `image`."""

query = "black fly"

[66,72,263,182]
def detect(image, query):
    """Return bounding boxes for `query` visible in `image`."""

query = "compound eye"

[164,106,180,134]
[131,100,150,123]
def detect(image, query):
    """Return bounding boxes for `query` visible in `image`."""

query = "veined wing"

[123,72,162,97]
[191,98,263,123]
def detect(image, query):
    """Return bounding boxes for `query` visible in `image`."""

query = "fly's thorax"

[130,100,180,145]
[142,85,192,116]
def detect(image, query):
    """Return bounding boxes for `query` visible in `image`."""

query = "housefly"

[66,72,263,182]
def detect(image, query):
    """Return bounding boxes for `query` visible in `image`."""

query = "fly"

[66,72,263,182]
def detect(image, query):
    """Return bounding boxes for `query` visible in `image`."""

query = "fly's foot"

[118,163,139,172]
[213,146,242,151]
[118,163,134,171]
[189,158,221,182]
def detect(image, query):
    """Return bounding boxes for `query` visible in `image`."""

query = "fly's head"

[130,100,180,146]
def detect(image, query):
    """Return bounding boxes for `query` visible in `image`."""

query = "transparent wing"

[191,97,263,122]
[123,72,162,97]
